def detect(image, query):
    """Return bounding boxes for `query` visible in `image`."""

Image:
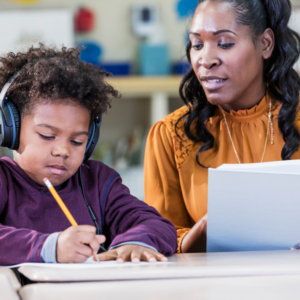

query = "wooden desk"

[18,250,300,283]
[18,275,300,300]
[106,76,182,125]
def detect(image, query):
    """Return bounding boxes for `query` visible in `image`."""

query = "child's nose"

[52,143,70,158]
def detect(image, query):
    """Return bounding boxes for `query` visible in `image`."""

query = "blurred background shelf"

[107,76,183,126]
[106,76,182,96]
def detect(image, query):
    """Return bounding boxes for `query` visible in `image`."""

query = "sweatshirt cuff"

[109,241,157,252]
[40,232,61,263]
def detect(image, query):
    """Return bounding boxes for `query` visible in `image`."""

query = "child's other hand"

[94,245,168,264]
[56,225,106,263]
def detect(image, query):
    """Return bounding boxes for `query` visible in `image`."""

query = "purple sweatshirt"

[0,157,177,266]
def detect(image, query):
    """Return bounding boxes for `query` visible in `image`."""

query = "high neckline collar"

[216,95,279,121]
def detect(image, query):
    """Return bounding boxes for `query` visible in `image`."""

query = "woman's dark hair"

[0,44,120,120]
[178,0,300,166]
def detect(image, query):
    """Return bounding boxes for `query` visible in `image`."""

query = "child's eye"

[218,43,234,50]
[39,134,54,140]
[71,140,84,146]
[192,44,204,51]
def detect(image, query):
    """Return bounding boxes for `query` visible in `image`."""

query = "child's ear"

[261,28,275,60]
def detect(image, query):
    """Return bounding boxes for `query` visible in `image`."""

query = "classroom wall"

[1,0,300,64]
[0,0,189,64]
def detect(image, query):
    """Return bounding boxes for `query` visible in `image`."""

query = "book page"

[216,160,300,174]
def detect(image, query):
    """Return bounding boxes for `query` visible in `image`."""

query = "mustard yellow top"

[144,96,300,253]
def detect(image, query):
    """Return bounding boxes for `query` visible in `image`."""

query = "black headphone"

[0,70,101,162]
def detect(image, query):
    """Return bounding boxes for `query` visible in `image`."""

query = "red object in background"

[75,7,95,32]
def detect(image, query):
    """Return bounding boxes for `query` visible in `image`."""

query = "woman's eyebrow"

[189,29,237,36]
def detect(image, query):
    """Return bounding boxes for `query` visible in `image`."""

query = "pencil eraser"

[43,178,48,182]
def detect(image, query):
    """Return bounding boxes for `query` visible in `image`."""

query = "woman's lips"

[200,77,228,91]
[47,165,67,175]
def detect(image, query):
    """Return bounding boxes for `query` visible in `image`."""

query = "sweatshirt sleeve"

[103,174,177,256]
[0,167,49,266]
[144,121,194,253]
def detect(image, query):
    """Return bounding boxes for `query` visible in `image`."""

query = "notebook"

[207,160,300,252]
[1,257,172,269]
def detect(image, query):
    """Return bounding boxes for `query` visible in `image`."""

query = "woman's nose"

[199,47,221,69]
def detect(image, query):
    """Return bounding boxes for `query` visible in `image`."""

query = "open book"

[207,160,300,252]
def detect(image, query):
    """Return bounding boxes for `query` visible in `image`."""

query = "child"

[0,45,177,265]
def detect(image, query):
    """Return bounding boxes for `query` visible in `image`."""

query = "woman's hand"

[56,225,105,263]
[181,214,207,253]
[94,245,168,263]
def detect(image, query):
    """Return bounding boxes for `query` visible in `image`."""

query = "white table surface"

[0,268,21,290]
[19,274,300,300]
[18,250,300,282]
[0,274,20,300]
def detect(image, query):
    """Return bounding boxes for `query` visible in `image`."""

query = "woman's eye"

[71,140,84,146]
[39,134,54,140]
[192,44,203,50]
[218,43,234,50]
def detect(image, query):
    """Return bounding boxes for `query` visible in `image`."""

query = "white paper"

[1,257,172,269]
[207,160,300,252]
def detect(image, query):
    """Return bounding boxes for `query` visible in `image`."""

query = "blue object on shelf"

[139,43,170,76]
[172,61,191,75]
[97,62,132,76]
[176,0,198,19]
[77,41,102,65]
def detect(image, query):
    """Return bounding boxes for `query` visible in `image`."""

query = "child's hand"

[94,245,168,263]
[56,225,106,263]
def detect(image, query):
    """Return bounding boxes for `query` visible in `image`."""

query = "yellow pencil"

[43,177,99,262]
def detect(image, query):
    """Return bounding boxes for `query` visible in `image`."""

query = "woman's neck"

[220,83,266,113]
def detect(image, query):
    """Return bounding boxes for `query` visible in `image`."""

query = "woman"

[144,0,300,253]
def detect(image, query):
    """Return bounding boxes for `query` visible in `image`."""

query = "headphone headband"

[0,62,101,158]
[0,72,19,107]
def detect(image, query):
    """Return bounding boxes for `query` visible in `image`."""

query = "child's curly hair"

[0,44,120,120]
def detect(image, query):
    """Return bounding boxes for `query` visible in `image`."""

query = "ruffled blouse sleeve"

[144,121,193,252]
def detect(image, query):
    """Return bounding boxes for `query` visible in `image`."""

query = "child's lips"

[47,165,67,175]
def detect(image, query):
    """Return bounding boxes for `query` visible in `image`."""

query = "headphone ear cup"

[0,101,20,150]
[84,118,101,163]
[8,102,20,150]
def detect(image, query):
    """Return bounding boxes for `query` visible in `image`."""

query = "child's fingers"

[141,250,157,263]
[96,235,106,244]
[116,248,132,263]
[76,232,97,245]
[73,253,91,263]
[74,225,97,234]
[96,250,118,261]
[155,253,168,262]
[76,243,95,257]
[88,238,101,254]
[130,250,141,264]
